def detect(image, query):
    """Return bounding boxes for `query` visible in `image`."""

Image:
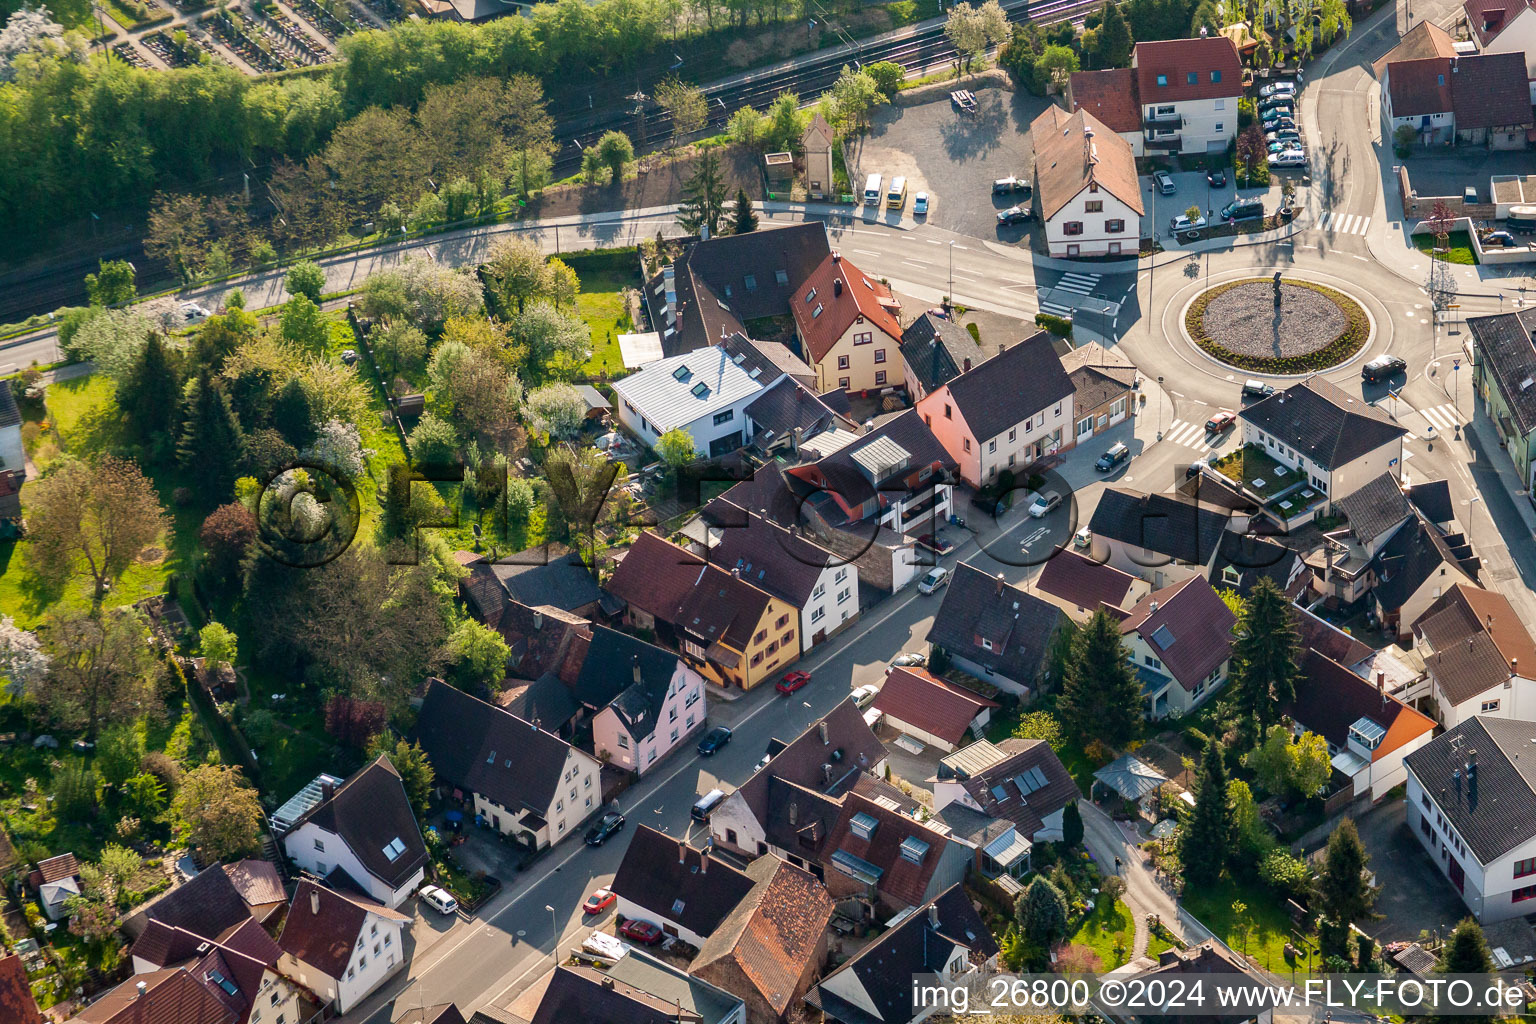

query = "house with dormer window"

[612,345,767,459]
[927,562,1066,695]
[568,625,709,774]
[1132,36,1243,154]
[1119,575,1236,720]
[792,252,904,395]
[821,793,970,913]
[609,826,759,945]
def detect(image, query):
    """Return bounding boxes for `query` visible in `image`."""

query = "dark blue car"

[697,727,732,756]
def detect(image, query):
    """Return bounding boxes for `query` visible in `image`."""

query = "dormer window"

[850,811,879,840]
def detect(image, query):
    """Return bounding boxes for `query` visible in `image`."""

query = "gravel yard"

[1198,282,1344,359]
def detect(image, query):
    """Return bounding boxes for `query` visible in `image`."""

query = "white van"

[863,173,883,206]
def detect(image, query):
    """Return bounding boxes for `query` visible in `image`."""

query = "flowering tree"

[0,616,49,695]
[304,419,366,480]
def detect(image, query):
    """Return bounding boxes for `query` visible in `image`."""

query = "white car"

[418,884,458,915]
[913,192,929,215]
[180,301,211,324]
[1268,149,1307,167]
[1153,170,1176,195]
[1073,525,1092,549]
[1260,81,1297,98]
[850,684,879,709]
[1028,490,1062,518]
[917,567,950,594]
[1170,213,1207,234]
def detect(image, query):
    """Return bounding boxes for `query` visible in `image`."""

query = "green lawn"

[1414,231,1477,265]
[1072,897,1136,970]
[574,264,636,380]
[1183,877,1301,974]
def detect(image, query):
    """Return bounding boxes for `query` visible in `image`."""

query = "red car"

[776,670,812,696]
[620,919,665,945]
[1205,409,1237,433]
[582,888,615,914]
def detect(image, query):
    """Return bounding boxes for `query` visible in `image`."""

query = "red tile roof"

[1463,0,1535,45]
[1035,548,1140,616]
[823,792,952,908]
[1120,576,1235,692]
[873,667,999,747]
[1386,56,1454,116]
[37,852,80,883]
[1070,68,1142,133]
[278,880,407,980]
[1371,19,1456,77]
[791,253,902,364]
[75,969,236,1024]
[221,860,285,909]
[1134,37,1243,102]
[0,954,42,1024]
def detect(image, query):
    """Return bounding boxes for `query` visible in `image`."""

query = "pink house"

[572,626,709,776]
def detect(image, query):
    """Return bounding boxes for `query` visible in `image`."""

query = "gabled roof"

[792,253,903,365]
[1120,575,1236,691]
[1239,377,1407,471]
[793,410,956,529]
[1030,105,1144,221]
[610,345,766,434]
[1385,56,1454,117]
[278,880,407,980]
[1088,487,1229,565]
[286,754,426,891]
[1210,532,1307,599]
[1133,36,1244,102]
[736,698,887,832]
[1450,52,1535,130]
[1335,471,1413,547]
[927,562,1064,685]
[605,531,703,623]
[1035,548,1140,615]
[898,312,986,395]
[1463,0,1536,46]
[689,857,835,1019]
[1407,478,1454,525]
[1368,517,1477,611]
[701,501,837,607]
[0,954,42,1024]
[0,385,19,430]
[529,965,686,1024]
[394,1006,467,1024]
[459,548,602,624]
[937,330,1074,443]
[745,376,849,447]
[1405,716,1536,862]
[823,792,954,907]
[569,625,686,740]
[763,775,844,860]
[498,671,581,731]
[1285,650,1434,762]
[495,599,591,682]
[1069,68,1141,133]
[945,737,1078,837]
[1294,605,1375,667]
[807,884,997,1024]
[1372,19,1456,77]
[1469,308,1536,438]
[718,330,807,386]
[37,852,79,882]
[411,679,591,815]
[1415,583,1536,705]
[607,531,775,658]
[873,667,998,746]
[221,860,285,909]
[610,826,757,936]
[123,863,253,941]
[76,969,235,1024]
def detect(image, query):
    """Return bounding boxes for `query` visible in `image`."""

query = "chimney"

[819,721,829,745]
[633,654,643,684]
[320,781,335,802]
[679,844,687,865]
[834,278,843,297]
[831,249,841,262]
[533,609,543,631]
[732,567,741,578]
[602,977,615,990]
[789,802,799,825]
[1487,613,1494,633]
[995,572,1005,597]
[721,325,728,340]
[927,904,941,928]
[792,426,803,456]
[997,342,1007,357]
[700,224,710,241]
[137,982,147,998]
[1150,600,1159,613]
[310,889,320,915]
[700,850,709,874]
[1377,672,1385,694]
[1513,657,1520,675]
[822,763,833,784]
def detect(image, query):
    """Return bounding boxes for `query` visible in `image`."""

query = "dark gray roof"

[569,626,682,741]
[1210,532,1306,597]
[122,862,251,940]
[1369,518,1476,611]
[928,562,1064,685]
[287,755,427,891]
[947,738,1078,837]
[745,376,847,447]
[806,410,956,528]
[701,501,833,606]
[1088,487,1230,565]
[501,672,581,732]
[1240,377,1407,470]
[609,826,756,937]
[1469,308,1536,437]
[411,679,585,815]
[1404,717,1536,863]
[1035,548,1139,612]
[0,384,18,429]
[736,699,887,835]
[718,331,786,385]
[941,331,1074,443]
[529,966,687,1024]
[1283,650,1431,761]
[1407,478,1454,524]
[898,313,985,394]
[1335,472,1413,546]
[1070,365,1135,413]
[488,551,601,613]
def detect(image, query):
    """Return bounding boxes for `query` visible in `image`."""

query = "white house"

[0,385,22,481]
[1132,36,1243,154]
[612,345,766,459]
[1238,376,1409,508]
[1118,576,1236,720]
[278,880,409,1014]
[411,680,603,850]
[1414,583,1536,727]
[915,330,1075,488]
[1030,106,1144,259]
[1462,0,1536,78]
[1404,717,1536,923]
[280,755,427,910]
[1379,57,1457,145]
[1067,68,1145,157]
[931,737,1079,882]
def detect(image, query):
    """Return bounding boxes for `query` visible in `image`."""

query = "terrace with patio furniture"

[1211,445,1329,526]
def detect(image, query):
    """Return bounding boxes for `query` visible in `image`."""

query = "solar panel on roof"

[990,785,1008,802]
[1014,766,1049,795]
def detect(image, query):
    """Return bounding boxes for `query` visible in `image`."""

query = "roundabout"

[1182,275,1371,375]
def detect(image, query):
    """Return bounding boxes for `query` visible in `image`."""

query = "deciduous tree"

[199,621,239,671]
[595,130,634,184]
[525,383,589,440]
[445,619,511,691]
[945,0,1010,72]
[0,616,49,696]
[38,607,160,740]
[175,764,265,859]
[85,259,137,307]
[27,455,168,601]
[484,235,552,315]
[285,260,326,303]
[656,75,708,145]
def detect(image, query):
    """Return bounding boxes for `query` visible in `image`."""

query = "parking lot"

[851,85,1053,239]
[1399,149,1536,203]
[1146,169,1287,246]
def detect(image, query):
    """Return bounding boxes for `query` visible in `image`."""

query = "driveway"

[850,87,1054,240]
[1354,798,1469,942]
[1147,170,1286,247]
[1400,149,1536,204]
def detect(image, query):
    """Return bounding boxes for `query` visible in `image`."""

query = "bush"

[1034,312,1074,339]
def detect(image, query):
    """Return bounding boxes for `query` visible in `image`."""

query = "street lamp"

[947,241,955,305]
[1156,376,1165,440]
[546,905,558,970]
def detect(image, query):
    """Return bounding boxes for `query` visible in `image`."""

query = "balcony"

[1145,135,1183,151]
[1144,110,1183,128]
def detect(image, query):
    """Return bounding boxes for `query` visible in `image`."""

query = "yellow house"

[606,531,800,690]
[792,252,904,396]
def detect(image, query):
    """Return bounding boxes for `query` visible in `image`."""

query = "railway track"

[547,0,1107,176]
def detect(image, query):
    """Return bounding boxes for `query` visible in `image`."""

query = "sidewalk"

[1466,410,1536,536]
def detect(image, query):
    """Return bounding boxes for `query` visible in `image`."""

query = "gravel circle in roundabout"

[1183,277,1370,374]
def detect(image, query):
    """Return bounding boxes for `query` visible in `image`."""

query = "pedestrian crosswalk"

[1163,418,1227,452]
[1416,403,1462,434]
[1039,271,1102,318]
[1318,211,1371,236]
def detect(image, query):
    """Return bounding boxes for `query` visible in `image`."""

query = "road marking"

[1055,272,1101,296]
[902,258,932,267]
[927,239,943,245]
[1420,403,1462,432]
[853,248,882,256]
[1163,419,1225,452]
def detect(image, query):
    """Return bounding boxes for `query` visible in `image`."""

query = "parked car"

[1206,409,1237,432]
[1361,354,1407,382]
[1262,116,1297,133]
[584,811,626,846]
[1260,81,1297,98]
[418,885,458,915]
[1268,149,1307,167]
[916,533,954,554]
[1185,455,1215,479]
[1073,525,1092,549]
[776,670,812,695]
[971,492,1009,515]
[890,651,927,668]
[1170,212,1207,234]
[583,888,616,914]
[697,726,732,755]
[1485,230,1517,247]
[997,206,1033,225]
[1260,107,1294,124]
[620,920,665,946]
[181,301,211,324]
[1206,167,1227,188]
[993,176,1031,194]
[917,567,951,594]
[1266,130,1301,145]
[1153,170,1176,194]
[1241,379,1275,399]
[1221,198,1265,223]
[1258,95,1295,112]
[850,684,879,708]
[1268,140,1302,154]
[1028,490,1062,518]
[1095,442,1130,471]
[913,192,930,215]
